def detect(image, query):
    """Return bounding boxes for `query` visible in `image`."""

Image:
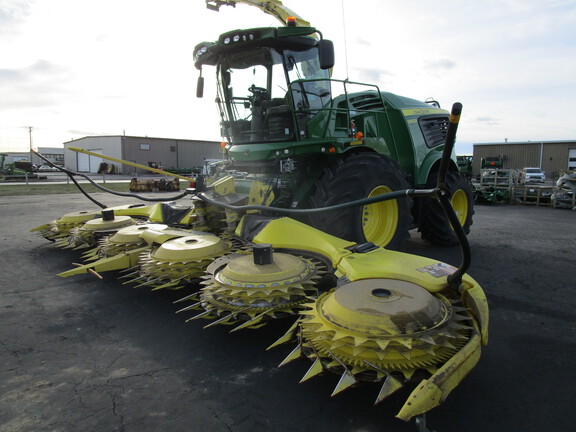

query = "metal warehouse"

[4,147,64,167]
[64,136,223,174]
[472,140,576,179]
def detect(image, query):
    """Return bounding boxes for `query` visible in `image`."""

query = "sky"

[1,0,575,155]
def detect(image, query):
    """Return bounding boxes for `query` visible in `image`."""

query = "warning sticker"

[417,262,457,278]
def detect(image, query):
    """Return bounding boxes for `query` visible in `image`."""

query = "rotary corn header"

[32,102,488,428]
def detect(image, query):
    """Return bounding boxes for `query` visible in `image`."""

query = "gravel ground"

[1,193,575,432]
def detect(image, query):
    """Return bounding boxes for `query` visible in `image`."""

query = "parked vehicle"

[519,167,546,184]
[37,164,60,172]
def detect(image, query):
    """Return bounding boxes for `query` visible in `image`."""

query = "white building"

[64,135,223,174]
[5,147,64,167]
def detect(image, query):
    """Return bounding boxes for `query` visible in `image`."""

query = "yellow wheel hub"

[362,186,398,247]
[451,189,469,227]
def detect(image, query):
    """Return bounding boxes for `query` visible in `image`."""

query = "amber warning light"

[286,16,297,26]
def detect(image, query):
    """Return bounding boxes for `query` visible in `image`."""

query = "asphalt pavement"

[1,193,575,432]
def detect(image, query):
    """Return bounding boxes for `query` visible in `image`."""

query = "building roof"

[474,139,576,145]
[64,135,218,144]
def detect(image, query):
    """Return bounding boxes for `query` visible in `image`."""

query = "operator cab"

[194,27,334,145]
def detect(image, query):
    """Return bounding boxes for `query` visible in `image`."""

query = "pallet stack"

[512,185,553,206]
[480,169,514,188]
[552,170,576,209]
[474,169,514,205]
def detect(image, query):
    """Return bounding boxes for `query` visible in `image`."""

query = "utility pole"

[28,126,33,164]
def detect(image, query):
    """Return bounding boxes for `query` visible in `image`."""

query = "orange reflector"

[220,141,227,148]
[328,147,336,153]
[286,16,297,26]
[355,132,364,140]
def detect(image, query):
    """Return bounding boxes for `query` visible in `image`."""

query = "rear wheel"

[308,153,412,250]
[418,171,474,246]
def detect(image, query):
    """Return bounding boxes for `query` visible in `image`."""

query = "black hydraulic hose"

[33,150,106,208]
[439,189,471,290]
[436,102,470,289]
[437,102,462,189]
[65,172,107,208]
[195,187,439,214]
[32,150,189,203]
[78,180,189,202]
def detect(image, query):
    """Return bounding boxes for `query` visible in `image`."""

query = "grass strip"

[0,182,133,196]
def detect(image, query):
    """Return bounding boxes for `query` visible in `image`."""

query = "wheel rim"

[362,186,398,246]
[451,189,469,227]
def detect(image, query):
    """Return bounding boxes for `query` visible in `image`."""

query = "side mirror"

[196,76,205,98]
[318,39,335,70]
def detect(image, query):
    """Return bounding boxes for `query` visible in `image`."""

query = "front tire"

[418,171,474,246]
[308,153,412,250]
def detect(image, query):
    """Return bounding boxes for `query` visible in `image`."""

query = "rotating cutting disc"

[56,215,136,249]
[182,251,321,331]
[82,223,168,262]
[126,233,232,291]
[82,215,134,231]
[316,279,447,336]
[107,223,168,245]
[33,209,101,241]
[300,279,469,374]
[273,278,473,401]
[151,235,229,261]
[60,215,136,249]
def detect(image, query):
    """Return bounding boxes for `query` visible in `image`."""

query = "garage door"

[569,149,576,170]
[76,149,103,173]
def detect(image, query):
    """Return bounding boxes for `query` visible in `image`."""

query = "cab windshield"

[217,46,330,143]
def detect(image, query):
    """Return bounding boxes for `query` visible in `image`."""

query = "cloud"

[425,58,456,70]
[354,37,372,47]
[65,128,108,136]
[474,116,501,125]
[353,67,393,84]
[0,0,33,36]
[0,59,59,81]
[0,60,74,110]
